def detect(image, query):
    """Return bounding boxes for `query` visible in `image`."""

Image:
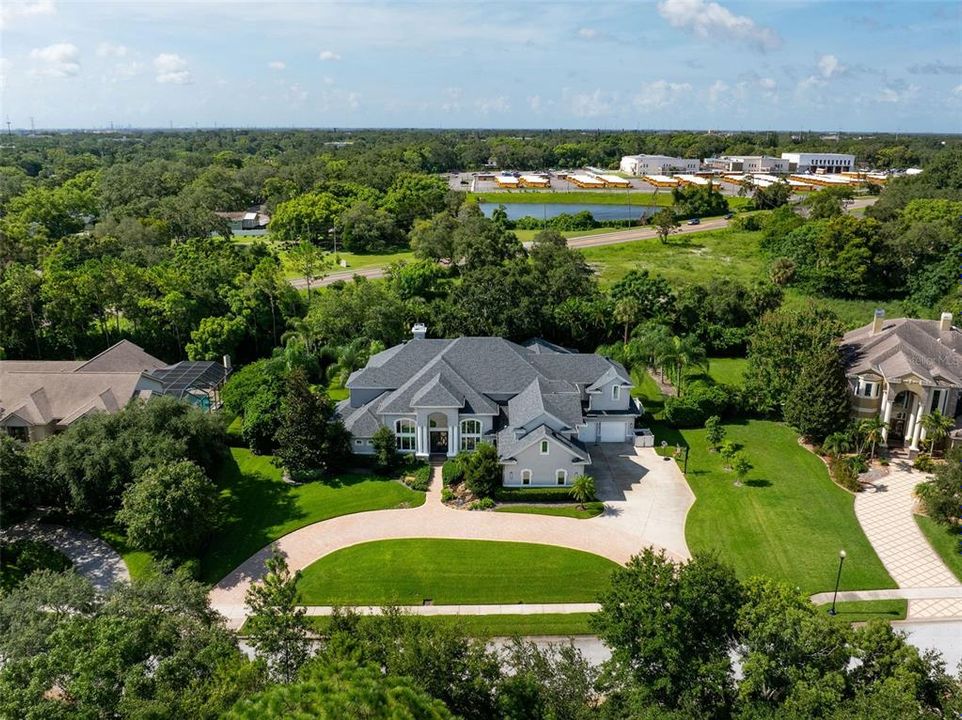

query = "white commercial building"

[781,152,856,174]
[620,154,701,176]
[705,155,789,173]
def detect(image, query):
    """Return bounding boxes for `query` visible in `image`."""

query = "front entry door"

[430,431,448,454]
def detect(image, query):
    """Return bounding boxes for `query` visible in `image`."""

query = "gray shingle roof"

[508,377,583,430]
[411,373,465,409]
[496,424,590,464]
[841,318,962,386]
[336,395,385,437]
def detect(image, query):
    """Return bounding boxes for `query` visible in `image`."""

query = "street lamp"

[328,226,337,256]
[828,550,847,616]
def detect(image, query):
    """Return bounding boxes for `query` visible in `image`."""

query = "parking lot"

[444,170,741,195]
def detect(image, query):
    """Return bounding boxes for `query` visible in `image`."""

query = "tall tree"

[652,207,681,244]
[274,368,350,476]
[286,241,328,299]
[245,550,313,683]
[783,344,852,443]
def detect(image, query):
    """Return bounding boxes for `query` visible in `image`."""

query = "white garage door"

[599,421,626,442]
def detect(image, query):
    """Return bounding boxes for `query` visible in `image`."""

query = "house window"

[612,385,621,401]
[540,440,549,455]
[460,419,482,451]
[355,439,363,446]
[395,419,416,452]
[556,469,567,485]
[930,389,943,414]
[521,469,531,485]
[5,426,28,442]
[856,378,878,398]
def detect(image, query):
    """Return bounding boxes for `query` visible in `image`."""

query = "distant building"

[214,206,271,235]
[704,155,789,173]
[620,154,701,176]
[0,341,230,442]
[780,152,856,174]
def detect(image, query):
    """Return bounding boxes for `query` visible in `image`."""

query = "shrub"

[468,497,496,511]
[665,382,739,428]
[442,456,465,487]
[719,440,737,468]
[848,454,868,474]
[441,487,454,503]
[829,456,860,492]
[494,486,589,503]
[913,454,937,473]
[371,426,400,471]
[403,464,431,492]
[704,415,725,450]
[915,450,961,523]
[461,443,501,499]
[1,539,72,577]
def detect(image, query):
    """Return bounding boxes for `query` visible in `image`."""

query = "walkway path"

[853,460,962,619]
[209,446,694,629]
[2,519,130,591]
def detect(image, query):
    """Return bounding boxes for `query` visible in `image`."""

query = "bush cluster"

[663,381,740,428]
[828,456,861,492]
[403,464,431,492]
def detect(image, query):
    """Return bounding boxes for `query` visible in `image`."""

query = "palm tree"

[614,298,642,347]
[857,417,888,460]
[822,431,853,457]
[920,410,954,456]
[570,474,596,510]
[657,335,708,396]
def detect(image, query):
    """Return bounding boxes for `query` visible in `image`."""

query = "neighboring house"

[337,325,642,487]
[0,340,230,442]
[840,310,961,451]
[214,206,271,236]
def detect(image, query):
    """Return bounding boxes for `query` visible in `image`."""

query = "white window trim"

[460,419,482,451]
[612,385,621,400]
[521,469,532,485]
[395,419,416,452]
[540,440,549,455]
[556,469,567,485]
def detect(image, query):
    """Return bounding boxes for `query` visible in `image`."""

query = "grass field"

[494,502,605,519]
[581,227,769,287]
[280,248,414,279]
[704,357,748,386]
[513,227,619,243]
[632,367,667,417]
[302,612,596,637]
[915,515,962,583]
[199,448,425,583]
[295,539,619,605]
[817,600,908,622]
[681,420,895,595]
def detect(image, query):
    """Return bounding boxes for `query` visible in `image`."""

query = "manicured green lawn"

[199,448,425,583]
[295,539,619,605]
[817,600,908,622]
[277,247,414,279]
[581,227,769,287]
[494,502,605,519]
[632,367,666,418]
[682,420,895,595]
[705,357,748,387]
[915,515,962,583]
[96,526,157,581]
[302,612,596,637]
[513,227,621,242]
[782,290,938,331]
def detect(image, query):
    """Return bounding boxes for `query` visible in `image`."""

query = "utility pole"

[30,117,35,132]
[5,117,11,136]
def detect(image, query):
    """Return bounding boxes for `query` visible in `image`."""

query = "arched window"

[556,469,567,485]
[521,469,532,485]
[460,419,482,451]
[395,419,416,452]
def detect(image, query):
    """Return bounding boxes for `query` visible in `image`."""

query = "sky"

[1,0,961,132]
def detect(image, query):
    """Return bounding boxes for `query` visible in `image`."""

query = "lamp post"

[328,226,337,256]
[828,549,847,616]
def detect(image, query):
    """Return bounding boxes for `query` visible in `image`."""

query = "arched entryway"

[428,413,449,455]
[888,390,918,445]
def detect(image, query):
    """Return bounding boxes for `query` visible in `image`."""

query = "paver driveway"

[855,459,962,619]
[209,444,694,628]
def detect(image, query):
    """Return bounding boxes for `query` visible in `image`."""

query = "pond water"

[480,202,660,222]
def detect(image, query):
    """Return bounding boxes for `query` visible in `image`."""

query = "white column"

[416,425,427,457]
[910,390,928,451]
[881,397,894,443]
[449,423,459,457]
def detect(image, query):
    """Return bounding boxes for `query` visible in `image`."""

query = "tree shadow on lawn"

[744,479,772,488]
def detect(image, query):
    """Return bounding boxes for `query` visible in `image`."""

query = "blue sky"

[2,0,960,131]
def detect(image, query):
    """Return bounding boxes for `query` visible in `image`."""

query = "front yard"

[295,538,619,605]
[678,420,896,595]
[198,448,425,583]
[915,515,962,583]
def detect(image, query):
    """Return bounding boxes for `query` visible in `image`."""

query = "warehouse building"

[620,154,701,176]
[780,152,856,174]
[704,155,789,173]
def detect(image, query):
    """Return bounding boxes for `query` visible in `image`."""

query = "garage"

[599,421,627,442]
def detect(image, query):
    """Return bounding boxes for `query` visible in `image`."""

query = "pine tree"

[783,345,851,443]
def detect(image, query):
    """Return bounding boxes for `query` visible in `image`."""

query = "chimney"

[871,309,885,335]
[411,323,427,341]
[940,312,953,333]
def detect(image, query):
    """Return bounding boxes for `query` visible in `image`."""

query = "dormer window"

[540,440,549,455]
[856,378,879,398]
[612,385,621,401]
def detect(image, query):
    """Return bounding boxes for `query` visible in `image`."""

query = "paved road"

[2,519,130,591]
[209,446,693,629]
[853,459,962,619]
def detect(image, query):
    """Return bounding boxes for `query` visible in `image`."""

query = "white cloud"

[758,77,776,91]
[346,91,361,110]
[634,80,692,110]
[708,79,729,105]
[577,27,599,39]
[268,60,286,71]
[877,82,919,104]
[441,87,462,112]
[0,58,10,90]
[817,54,844,79]
[797,75,825,92]
[475,95,510,114]
[528,94,542,112]
[153,53,191,84]
[0,0,55,29]
[286,83,308,103]
[657,0,780,51]
[29,42,80,77]
[96,42,128,58]
[318,50,341,61]
[954,84,962,96]
[569,89,616,118]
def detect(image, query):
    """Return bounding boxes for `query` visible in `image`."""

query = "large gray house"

[841,310,961,451]
[337,325,642,487]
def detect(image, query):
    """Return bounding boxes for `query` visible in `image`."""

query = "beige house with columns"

[840,310,962,452]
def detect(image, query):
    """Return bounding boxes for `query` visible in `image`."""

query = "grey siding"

[588,379,631,412]
[502,439,586,487]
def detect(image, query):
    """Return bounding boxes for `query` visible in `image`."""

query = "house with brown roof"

[0,341,229,442]
[840,310,961,451]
